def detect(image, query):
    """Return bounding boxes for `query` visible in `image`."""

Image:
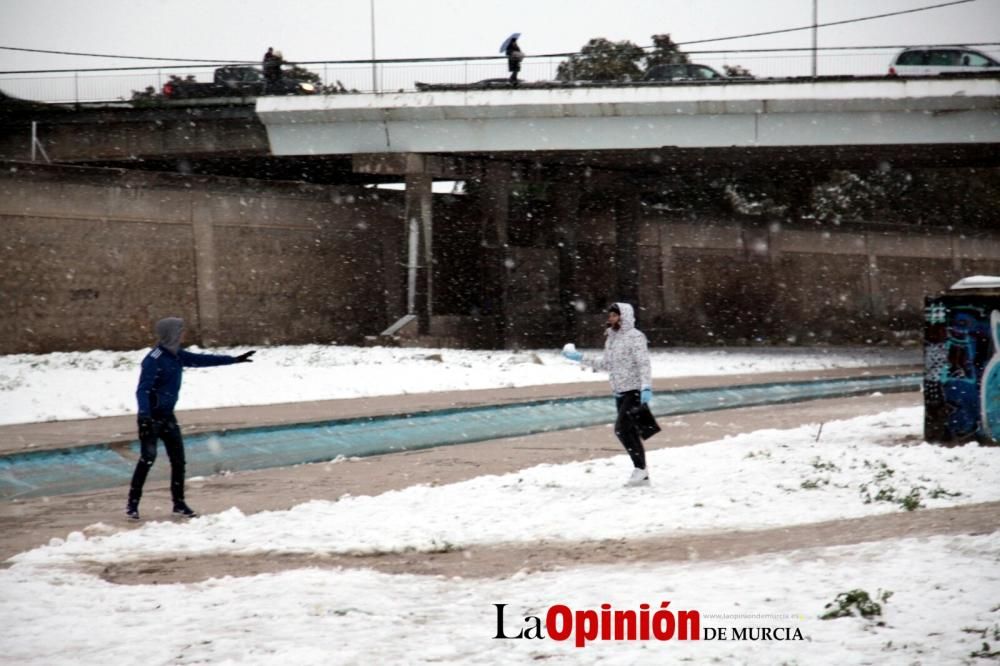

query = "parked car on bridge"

[888,47,1000,76]
[162,66,317,99]
[643,63,728,82]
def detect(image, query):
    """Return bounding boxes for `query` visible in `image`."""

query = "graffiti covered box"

[924,276,1000,445]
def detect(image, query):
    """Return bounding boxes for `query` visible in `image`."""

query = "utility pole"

[370,0,378,92]
[811,0,818,77]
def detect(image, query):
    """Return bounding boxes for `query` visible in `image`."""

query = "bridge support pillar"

[866,246,886,319]
[480,162,512,348]
[404,162,434,334]
[191,195,221,346]
[554,184,580,340]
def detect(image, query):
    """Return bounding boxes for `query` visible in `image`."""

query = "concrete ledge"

[0,365,920,456]
[0,369,921,500]
[258,77,1000,154]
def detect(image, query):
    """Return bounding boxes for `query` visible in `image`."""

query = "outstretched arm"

[562,343,608,371]
[581,351,608,372]
[178,349,255,368]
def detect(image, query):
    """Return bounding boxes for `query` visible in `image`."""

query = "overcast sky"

[2,0,998,72]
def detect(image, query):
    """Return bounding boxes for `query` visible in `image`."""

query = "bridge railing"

[0,69,212,106]
[2,45,999,104]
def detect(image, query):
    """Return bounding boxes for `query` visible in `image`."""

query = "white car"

[889,47,1000,76]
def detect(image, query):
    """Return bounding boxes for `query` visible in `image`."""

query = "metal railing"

[2,44,998,105]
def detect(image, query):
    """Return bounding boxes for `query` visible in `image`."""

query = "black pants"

[614,390,647,470]
[508,62,520,84]
[128,415,186,503]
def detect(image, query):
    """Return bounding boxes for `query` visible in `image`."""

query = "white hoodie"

[581,302,652,394]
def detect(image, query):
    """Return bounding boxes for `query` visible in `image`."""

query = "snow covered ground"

[5,344,995,665]
[9,408,991,564]
[0,344,918,425]
[4,533,997,665]
[3,403,999,664]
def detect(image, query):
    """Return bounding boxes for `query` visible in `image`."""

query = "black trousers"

[614,390,647,470]
[128,415,186,503]
[508,61,520,83]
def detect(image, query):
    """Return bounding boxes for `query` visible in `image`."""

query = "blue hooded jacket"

[136,317,238,418]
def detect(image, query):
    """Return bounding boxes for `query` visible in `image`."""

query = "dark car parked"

[162,66,316,99]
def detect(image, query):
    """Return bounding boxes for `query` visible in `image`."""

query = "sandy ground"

[92,501,998,584]
[7,388,993,586]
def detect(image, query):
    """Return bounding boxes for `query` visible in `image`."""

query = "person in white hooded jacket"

[563,302,653,486]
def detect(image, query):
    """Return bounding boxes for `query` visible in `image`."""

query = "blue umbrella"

[499,33,521,54]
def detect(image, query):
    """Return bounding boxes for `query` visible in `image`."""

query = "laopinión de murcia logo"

[494,602,806,647]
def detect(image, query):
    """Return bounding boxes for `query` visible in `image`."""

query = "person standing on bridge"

[126,317,255,520]
[263,46,283,89]
[504,35,524,85]
[562,302,656,487]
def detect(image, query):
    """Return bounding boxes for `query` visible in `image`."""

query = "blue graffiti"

[925,301,1000,444]
[982,311,1000,442]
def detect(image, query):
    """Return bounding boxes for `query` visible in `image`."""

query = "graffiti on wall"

[924,297,1000,444]
[983,311,1000,441]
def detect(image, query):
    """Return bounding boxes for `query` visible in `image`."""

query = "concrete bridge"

[2,75,998,170]
[256,76,1000,156]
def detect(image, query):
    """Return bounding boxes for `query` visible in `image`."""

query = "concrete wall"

[419,182,1000,349]
[3,162,997,353]
[0,105,268,162]
[0,163,402,353]
[635,216,1000,345]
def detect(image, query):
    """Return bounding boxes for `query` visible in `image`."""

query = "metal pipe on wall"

[407,213,419,314]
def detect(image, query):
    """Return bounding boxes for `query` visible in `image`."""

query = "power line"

[1,42,998,76]
[686,42,998,55]
[0,45,249,64]
[0,0,981,69]
[671,0,977,48]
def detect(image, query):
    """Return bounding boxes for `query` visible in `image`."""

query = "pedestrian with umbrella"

[501,33,524,85]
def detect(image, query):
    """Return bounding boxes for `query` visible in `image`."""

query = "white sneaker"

[625,468,650,487]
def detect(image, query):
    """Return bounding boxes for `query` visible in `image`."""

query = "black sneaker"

[125,500,140,521]
[172,501,197,518]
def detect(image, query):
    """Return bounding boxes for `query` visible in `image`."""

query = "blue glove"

[641,388,652,405]
[562,350,583,362]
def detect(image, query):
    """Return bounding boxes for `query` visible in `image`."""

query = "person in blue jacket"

[126,317,255,520]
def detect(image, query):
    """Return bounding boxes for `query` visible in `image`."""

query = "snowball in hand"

[562,343,577,353]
